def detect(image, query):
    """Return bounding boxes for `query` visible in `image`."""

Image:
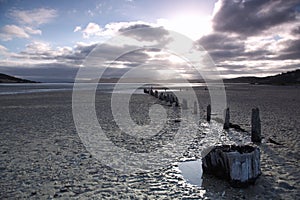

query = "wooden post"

[193,101,197,114]
[202,145,261,188]
[207,104,211,122]
[169,94,174,104]
[159,92,164,100]
[251,108,262,143]
[154,90,158,98]
[163,93,167,101]
[143,88,149,94]
[150,88,154,96]
[182,98,188,109]
[174,96,179,107]
[223,107,230,129]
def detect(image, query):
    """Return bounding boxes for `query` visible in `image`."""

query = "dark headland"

[224,69,300,85]
[0,73,38,83]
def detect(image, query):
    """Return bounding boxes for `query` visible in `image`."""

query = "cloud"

[0,8,55,41]
[119,24,170,43]
[0,44,7,51]
[74,26,82,32]
[0,25,42,41]
[79,21,165,40]
[273,39,300,60]
[9,8,57,26]
[196,0,300,77]
[2,41,98,69]
[24,26,42,35]
[22,41,52,55]
[197,33,246,63]
[82,22,102,38]
[212,0,300,37]
[0,25,29,41]
[292,26,300,35]
[0,34,196,81]
[0,44,8,57]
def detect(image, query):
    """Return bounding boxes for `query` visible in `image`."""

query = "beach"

[0,84,299,199]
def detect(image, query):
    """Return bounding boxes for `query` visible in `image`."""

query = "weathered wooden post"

[202,145,261,188]
[159,92,164,100]
[207,104,211,122]
[154,90,158,98]
[169,94,174,104]
[193,101,197,114]
[144,88,149,94]
[182,98,188,109]
[174,96,179,107]
[251,108,262,143]
[163,93,167,101]
[150,88,154,96]
[223,107,230,129]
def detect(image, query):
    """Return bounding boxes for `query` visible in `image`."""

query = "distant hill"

[0,73,38,83]
[224,69,300,85]
[82,77,205,83]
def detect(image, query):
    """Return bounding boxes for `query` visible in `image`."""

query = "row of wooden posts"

[144,87,262,186]
[144,88,179,107]
[207,105,262,143]
[144,87,262,143]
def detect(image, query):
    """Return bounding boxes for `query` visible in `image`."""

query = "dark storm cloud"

[282,39,300,54]
[198,33,244,51]
[197,33,246,62]
[213,0,300,37]
[291,26,300,35]
[196,0,300,76]
[273,39,300,60]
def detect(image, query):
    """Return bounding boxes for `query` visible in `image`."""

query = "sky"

[0,0,299,82]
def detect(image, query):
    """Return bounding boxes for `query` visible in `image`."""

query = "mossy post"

[223,107,230,129]
[251,108,262,143]
[207,104,211,122]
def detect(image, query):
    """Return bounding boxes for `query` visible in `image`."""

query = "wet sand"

[0,84,299,199]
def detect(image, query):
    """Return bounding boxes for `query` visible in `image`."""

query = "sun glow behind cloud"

[157,14,213,40]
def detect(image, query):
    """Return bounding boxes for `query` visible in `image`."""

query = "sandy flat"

[0,84,299,199]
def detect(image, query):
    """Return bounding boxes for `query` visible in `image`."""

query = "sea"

[0,83,209,95]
